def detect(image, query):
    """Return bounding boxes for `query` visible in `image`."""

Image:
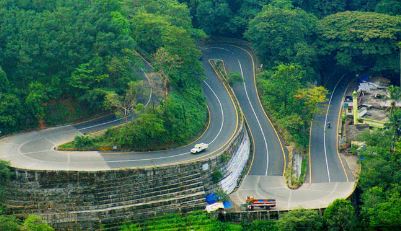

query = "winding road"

[0,42,355,210]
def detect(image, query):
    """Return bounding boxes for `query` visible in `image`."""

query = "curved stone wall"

[4,123,250,230]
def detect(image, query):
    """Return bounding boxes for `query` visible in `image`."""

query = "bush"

[73,135,94,149]
[21,215,54,231]
[243,220,278,231]
[0,215,20,231]
[228,72,243,85]
[212,170,223,183]
[0,160,11,184]
[278,209,323,231]
[324,199,356,231]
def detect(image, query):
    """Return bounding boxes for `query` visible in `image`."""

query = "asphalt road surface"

[0,42,355,210]
[0,44,238,170]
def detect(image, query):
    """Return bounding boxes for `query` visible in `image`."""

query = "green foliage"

[73,136,94,149]
[388,85,401,100]
[277,209,324,231]
[0,66,8,92]
[0,160,11,185]
[104,81,146,118]
[194,0,234,35]
[375,0,401,15]
[0,160,11,213]
[246,2,318,72]
[228,72,243,85]
[212,170,223,184]
[215,188,230,202]
[324,199,356,231]
[121,211,242,230]
[21,215,54,231]
[242,220,278,231]
[120,223,141,231]
[0,215,20,231]
[357,127,401,229]
[258,64,327,148]
[110,113,167,150]
[0,93,24,133]
[317,11,401,75]
[0,0,141,133]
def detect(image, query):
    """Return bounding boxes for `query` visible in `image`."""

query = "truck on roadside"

[245,196,276,210]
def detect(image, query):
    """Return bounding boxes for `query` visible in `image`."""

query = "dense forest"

[0,0,142,132]
[0,0,400,229]
[180,0,401,148]
[0,0,208,150]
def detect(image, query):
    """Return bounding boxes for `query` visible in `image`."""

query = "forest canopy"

[0,0,207,150]
[0,0,142,132]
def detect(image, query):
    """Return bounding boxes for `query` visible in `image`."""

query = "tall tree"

[375,0,401,15]
[317,11,401,76]
[277,209,323,231]
[245,1,318,73]
[324,199,357,231]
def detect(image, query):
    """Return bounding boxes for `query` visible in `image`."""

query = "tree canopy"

[245,1,318,70]
[317,11,401,75]
[0,0,142,132]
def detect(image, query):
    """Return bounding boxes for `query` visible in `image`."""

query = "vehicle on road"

[327,122,331,129]
[191,143,208,154]
[245,196,276,210]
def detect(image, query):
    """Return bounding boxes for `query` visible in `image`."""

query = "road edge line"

[229,44,287,177]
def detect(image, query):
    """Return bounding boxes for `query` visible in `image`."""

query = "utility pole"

[353,90,358,125]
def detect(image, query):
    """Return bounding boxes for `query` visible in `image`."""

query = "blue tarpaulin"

[205,193,233,209]
[223,201,232,209]
[205,193,218,205]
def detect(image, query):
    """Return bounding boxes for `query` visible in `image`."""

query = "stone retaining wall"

[5,124,249,230]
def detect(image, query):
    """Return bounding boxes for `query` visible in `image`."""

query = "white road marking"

[77,117,125,131]
[78,69,153,132]
[204,81,225,144]
[323,75,346,182]
[17,78,226,164]
[238,60,270,176]
[104,80,224,163]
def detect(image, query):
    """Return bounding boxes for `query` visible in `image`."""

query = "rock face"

[5,125,250,230]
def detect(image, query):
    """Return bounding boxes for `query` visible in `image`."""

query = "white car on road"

[191,143,208,154]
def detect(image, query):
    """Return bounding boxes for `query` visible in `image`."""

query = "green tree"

[0,215,20,231]
[104,81,146,119]
[112,113,167,150]
[0,66,9,92]
[375,0,401,15]
[194,0,234,35]
[293,0,346,17]
[258,64,304,114]
[388,85,401,101]
[228,72,243,85]
[295,86,328,121]
[230,0,272,35]
[25,81,49,122]
[361,186,401,228]
[243,220,278,231]
[21,215,54,231]
[278,209,323,231]
[245,1,318,70]
[324,199,357,231]
[257,64,324,147]
[0,93,24,133]
[277,209,323,231]
[317,11,401,75]
[0,0,140,132]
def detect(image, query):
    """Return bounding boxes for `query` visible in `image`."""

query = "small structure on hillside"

[344,76,400,128]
